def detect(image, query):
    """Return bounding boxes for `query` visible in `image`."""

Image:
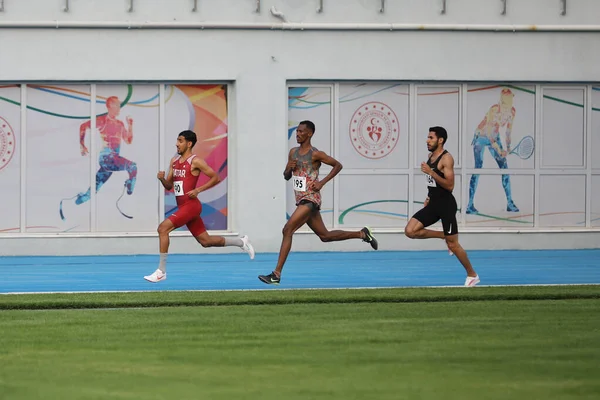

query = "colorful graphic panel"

[164,84,228,231]
[465,85,536,224]
[26,85,92,233]
[466,85,535,170]
[0,85,21,233]
[287,87,333,228]
[95,84,160,232]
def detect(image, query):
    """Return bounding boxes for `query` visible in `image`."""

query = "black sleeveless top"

[426,150,452,199]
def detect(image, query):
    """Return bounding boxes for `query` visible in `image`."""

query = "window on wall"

[415,85,461,231]
[287,83,411,230]
[0,85,21,233]
[287,86,333,231]
[0,83,229,235]
[465,84,536,228]
[592,87,600,227]
[26,84,93,233]
[165,84,229,233]
[338,83,409,229]
[288,82,597,231]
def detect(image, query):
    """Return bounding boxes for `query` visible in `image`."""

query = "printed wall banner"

[339,83,409,169]
[94,84,160,232]
[26,85,92,233]
[465,85,536,218]
[164,84,229,231]
[0,85,21,233]
[287,87,333,229]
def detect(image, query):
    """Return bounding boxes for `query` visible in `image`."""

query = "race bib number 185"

[174,180,184,196]
[293,176,306,192]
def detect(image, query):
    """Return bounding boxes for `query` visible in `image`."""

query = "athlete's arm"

[485,106,504,155]
[123,117,133,144]
[436,154,455,192]
[283,148,296,181]
[505,108,516,152]
[79,119,91,156]
[189,157,220,197]
[312,150,343,190]
[157,158,176,191]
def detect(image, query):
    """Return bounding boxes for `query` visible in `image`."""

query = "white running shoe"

[241,235,255,260]
[144,268,166,283]
[464,275,480,287]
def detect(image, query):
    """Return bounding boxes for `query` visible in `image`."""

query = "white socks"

[158,253,167,273]
[224,237,243,247]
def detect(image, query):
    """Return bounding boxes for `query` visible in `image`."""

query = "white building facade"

[0,0,599,255]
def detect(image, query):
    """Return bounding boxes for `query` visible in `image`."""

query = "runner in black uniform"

[405,126,480,287]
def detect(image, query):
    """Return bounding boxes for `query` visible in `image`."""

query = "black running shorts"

[297,199,320,212]
[412,195,459,236]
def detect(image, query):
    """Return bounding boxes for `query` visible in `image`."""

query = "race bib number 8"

[174,180,184,196]
[293,176,306,192]
[425,174,437,187]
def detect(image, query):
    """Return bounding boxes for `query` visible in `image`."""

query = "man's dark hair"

[429,126,448,144]
[299,120,316,133]
[178,130,197,148]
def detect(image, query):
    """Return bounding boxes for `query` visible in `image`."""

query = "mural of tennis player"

[60,96,137,220]
[466,88,519,214]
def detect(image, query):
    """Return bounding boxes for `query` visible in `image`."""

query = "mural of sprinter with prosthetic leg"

[466,88,519,214]
[60,96,137,220]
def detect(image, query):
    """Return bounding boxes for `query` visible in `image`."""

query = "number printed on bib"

[293,176,307,192]
[174,180,184,196]
[425,174,437,187]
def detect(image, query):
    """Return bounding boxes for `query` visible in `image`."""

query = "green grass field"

[1,286,599,400]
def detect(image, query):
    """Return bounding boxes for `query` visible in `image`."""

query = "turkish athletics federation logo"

[0,117,16,171]
[349,102,399,159]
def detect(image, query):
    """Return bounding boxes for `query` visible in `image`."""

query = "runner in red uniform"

[144,130,254,283]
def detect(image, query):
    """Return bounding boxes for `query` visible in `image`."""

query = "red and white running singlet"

[171,155,200,206]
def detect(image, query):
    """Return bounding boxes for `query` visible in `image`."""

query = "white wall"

[1,0,599,255]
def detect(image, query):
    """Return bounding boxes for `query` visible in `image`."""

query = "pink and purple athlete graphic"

[60,96,137,220]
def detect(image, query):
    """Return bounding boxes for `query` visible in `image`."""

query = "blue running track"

[1,249,599,294]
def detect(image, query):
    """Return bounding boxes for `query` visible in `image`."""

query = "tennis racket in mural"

[509,135,534,160]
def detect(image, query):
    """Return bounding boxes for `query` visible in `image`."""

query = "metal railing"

[0,1,569,16]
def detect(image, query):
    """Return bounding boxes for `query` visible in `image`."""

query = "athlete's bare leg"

[306,211,363,242]
[194,232,228,247]
[404,218,445,240]
[445,234,477,277]
[157,219,176,254]
[143,219,177,281]
[273,204,314,276]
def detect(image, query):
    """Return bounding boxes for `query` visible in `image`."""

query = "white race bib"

[292,176,306,192]
[174,180,184,196]
[425,174,437,187]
